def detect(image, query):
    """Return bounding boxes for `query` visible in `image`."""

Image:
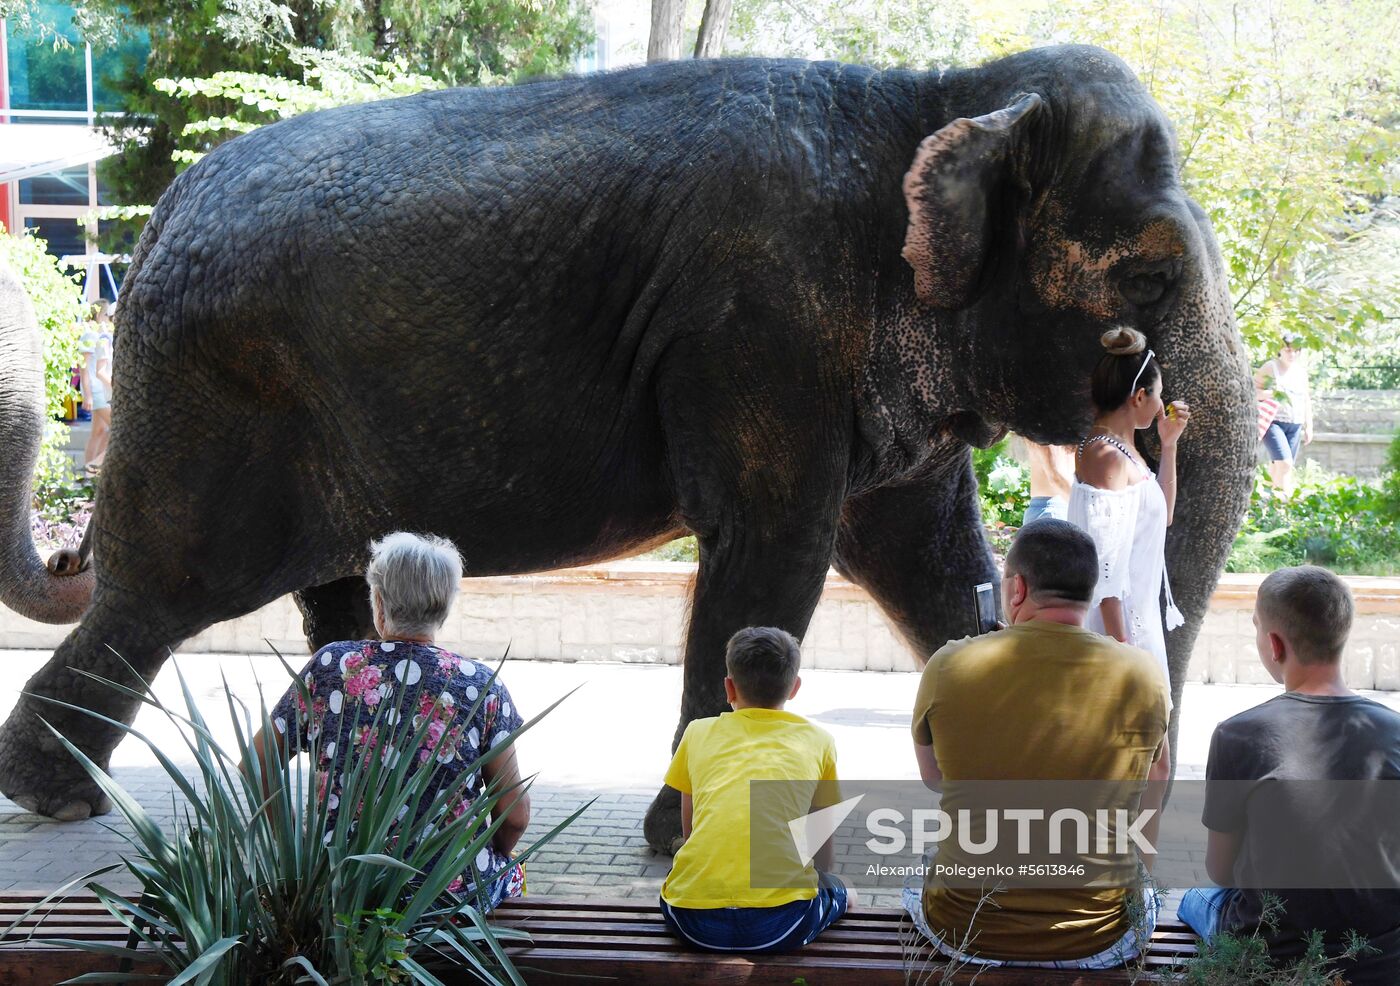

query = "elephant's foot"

[0,719,112,821]
[643,784,684,855]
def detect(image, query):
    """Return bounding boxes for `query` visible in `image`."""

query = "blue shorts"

[1177,886,1236,942]
[1262,421,1302,462]
[1023,496,1068,525]
[660,872,849,953]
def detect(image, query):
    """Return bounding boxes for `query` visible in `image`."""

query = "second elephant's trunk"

[0,265,94,624]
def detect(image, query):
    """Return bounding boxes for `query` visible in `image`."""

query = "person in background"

[1180,566,1400,985]
[248,532,529,911]
[1021,439,1075,524]
[80,303,114,476]
[1255,332,1312,496]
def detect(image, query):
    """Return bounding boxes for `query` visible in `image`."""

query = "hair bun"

[1100,327,1147,357]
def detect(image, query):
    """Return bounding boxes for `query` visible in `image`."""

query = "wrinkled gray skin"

[0,46,1253,849]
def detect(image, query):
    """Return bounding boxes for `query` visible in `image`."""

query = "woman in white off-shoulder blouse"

[1068,328,1191,692]
[1067,327,1191,868]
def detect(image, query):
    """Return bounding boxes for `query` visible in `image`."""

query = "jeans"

[1262,421,1303,462]
[1023,496,1068,525]
[1177,886,1239,943]
[902,883,1160,969]
[660,872,849,953]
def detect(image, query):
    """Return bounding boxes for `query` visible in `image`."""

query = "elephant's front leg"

[641,507,841,853]
[833,448,997,662]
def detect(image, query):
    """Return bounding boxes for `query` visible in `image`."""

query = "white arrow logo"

[788,794,866,868]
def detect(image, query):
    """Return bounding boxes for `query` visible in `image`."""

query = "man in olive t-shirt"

[906,520,1169,967]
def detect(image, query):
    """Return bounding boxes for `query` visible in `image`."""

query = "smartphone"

[971,582,997,635]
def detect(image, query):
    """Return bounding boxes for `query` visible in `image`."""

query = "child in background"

[659,626,851,952]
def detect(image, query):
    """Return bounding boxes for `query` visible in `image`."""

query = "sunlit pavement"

[2,650,1396,908]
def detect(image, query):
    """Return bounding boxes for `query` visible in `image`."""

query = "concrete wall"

[3,563,1396,688]
[1302,389,1397,478]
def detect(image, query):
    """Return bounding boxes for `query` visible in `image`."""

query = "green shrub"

[972,439,1032,531]
[1382,432,1400,523]
[10,656,586,985]
[1164,893,1373,985]
[1228,462,1400,576]
[0,226,86,422]
[643,536,699,563]
[1,227,88,513]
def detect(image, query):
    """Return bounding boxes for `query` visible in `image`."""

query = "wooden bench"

[0,893,1198,984]
[493,897,1198,984]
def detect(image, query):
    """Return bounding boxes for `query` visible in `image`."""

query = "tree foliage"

[729,0,1400,361]
[152,50,442,169]
[32,0,592,221]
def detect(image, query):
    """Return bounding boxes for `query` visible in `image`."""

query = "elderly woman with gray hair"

[252,531,529,909]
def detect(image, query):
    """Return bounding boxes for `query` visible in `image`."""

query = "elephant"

[0,44,1254,849]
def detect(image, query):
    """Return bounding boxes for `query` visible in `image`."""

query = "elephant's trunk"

[0,265,94,624]
[1156,208,1256,710]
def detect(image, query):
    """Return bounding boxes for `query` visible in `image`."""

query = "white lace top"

[1067,438,1184,707]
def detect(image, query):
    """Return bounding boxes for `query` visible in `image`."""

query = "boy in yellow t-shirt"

[659,626,850,952]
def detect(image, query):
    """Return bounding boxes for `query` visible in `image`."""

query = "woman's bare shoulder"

[1076,441,1133,491]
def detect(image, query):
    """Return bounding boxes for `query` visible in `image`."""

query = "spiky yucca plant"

[9,654,586,985]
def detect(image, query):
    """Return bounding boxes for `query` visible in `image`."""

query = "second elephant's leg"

[833,449,996,663]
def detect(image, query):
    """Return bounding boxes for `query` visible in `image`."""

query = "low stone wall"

[1299,432,1393,477]
[1302,389,1397,478]
[3,563,1397,688]
[1312,389,1400,435]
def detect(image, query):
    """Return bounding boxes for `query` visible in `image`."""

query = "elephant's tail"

[0,263,95,624]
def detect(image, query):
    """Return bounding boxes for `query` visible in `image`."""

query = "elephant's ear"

[901,93,1044,309]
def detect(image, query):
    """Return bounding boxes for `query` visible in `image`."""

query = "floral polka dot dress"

[271,639,526,908]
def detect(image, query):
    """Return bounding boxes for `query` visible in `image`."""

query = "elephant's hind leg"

[294,576,377,653]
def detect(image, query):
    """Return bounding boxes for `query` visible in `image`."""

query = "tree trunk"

[693,0,732,58]
[648,0,685,62]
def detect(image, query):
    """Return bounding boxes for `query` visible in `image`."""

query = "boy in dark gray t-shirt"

[1179,566,1400,985]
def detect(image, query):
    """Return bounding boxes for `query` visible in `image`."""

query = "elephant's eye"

[1119,271,1171,307]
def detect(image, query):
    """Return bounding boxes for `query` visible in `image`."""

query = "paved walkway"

[1,651,1397,909]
